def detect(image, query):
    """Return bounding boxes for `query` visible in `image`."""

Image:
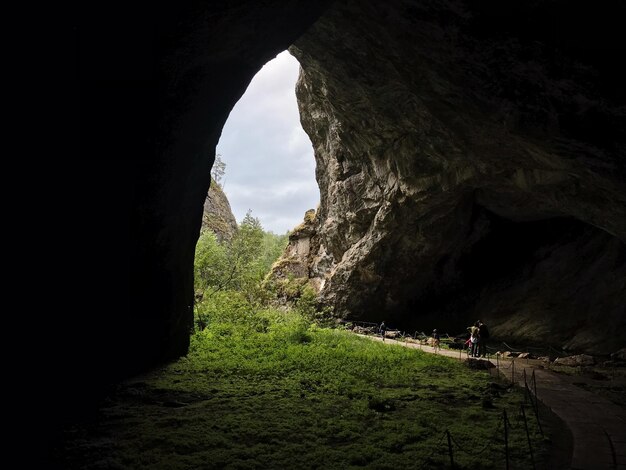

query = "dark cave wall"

[126,0,335,374]
[472,219,625,353]
[290,0,626,352]
[72,0,334,422]
[386,211,626,353]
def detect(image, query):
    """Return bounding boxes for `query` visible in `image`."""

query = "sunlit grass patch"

[60,308,548,469]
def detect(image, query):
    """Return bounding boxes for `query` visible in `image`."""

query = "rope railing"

[345,320,570,358]
[448,416,503,457]
[415,431,448,470]
[347,321,574,376]
[409,404,542,469]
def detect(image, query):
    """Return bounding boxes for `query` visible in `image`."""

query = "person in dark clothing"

[478,320,490,357]
[379,321,387,342]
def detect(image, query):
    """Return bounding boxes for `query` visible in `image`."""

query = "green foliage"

[193,230,228,292]
[194,205,333,330]
[194,290,253,332]
[295,284,317,317]
[295,284,335,326]
[194,210,288,306]
[263,266,308,296]
[226,210,265,293]
[259,231,288,275]
[64,306,549,470]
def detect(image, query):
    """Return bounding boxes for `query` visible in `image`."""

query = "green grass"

[59,309,548,469]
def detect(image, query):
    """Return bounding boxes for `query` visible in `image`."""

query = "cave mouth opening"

[388,207,625,354]
[214,50,319,235]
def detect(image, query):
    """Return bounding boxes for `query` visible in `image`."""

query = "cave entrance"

[214,50,319,235]
[194,50,320,325]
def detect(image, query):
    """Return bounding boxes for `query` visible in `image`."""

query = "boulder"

[553,354,595,367]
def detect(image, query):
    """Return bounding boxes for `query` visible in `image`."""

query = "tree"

[211,153,226,186]
[194,209,288,308]
[194,230,228,291]
[259,231,288,275]
[194,210,265,295]
[228,210,265,291]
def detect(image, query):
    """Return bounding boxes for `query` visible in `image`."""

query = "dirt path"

[361,334,626,469]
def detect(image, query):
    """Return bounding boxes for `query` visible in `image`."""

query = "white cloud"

[216,51,319,234]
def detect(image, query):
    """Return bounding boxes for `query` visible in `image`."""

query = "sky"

[216,50,319,234]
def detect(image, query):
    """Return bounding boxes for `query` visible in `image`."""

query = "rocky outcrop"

[269,209,316,277]
[265,209,319,303]
[554,354,595,367]
[202,179,237,241]
[288,0,626,354]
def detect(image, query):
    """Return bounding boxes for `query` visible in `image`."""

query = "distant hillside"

[202,178,237,241]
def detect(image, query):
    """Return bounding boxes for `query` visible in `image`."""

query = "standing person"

[468,321,480,357]
[379,321,387,342]
[478,320,490,358]
[432,329,441,352]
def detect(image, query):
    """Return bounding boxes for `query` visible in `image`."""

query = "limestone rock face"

[289,0,626,353]
[268,208,330,289]
[202,179,238,241]
[264,209,320,304]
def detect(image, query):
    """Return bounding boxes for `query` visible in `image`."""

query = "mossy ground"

[57,312,549,469]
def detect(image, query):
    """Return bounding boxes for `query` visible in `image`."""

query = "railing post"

[446,430,455,469]
[503,410,510,470]
[521,405,536,470]
[511,359,515,384]
[523,369,528,404]
[531,370,544,436]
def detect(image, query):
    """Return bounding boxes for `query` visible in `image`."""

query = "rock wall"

[289,0,626,353]
[202,179,238,241]
[65,0,334,439]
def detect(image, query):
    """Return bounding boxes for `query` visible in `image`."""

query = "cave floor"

[365,335,626,470]
[53,328,549,469]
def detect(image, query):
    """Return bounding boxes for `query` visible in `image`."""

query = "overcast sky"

[216,50,319,234]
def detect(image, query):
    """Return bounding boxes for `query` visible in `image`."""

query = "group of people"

[379,320,490,358]
[466,320,490,357]
[430,321,490,357]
